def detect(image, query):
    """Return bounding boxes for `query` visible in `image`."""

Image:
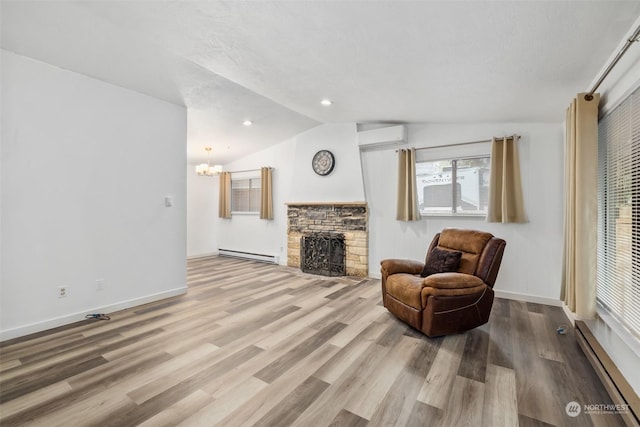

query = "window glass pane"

[417,160,453,215]
[456,157,491,215]
[231,177,260,213]
[232,179,250,189]
[249,178,261,212]
[417,155,490,216]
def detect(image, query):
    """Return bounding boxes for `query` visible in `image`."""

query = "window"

[597,86,640,339]
[416,155,491,216]
[231,177,261,213]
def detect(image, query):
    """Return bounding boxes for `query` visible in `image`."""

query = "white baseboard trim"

[187,251,219,260]
[0,286,188,342]
[493,290,562,307]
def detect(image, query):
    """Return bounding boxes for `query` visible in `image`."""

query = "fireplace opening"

[301,232,346,277]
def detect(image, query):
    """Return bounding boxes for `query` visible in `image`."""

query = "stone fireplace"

[287,202,368,277]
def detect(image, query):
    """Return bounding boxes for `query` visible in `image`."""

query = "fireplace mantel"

[286,202,368,277]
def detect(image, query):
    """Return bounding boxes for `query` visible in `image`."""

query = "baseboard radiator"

[575,321,640,427]
[218,249,278,264]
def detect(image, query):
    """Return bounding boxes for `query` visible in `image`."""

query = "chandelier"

[195,147,222,176]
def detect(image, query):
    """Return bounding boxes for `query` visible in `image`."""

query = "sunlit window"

[416,156,490,216]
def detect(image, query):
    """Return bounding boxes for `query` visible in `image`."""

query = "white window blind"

[597,86,640,339]
[231,177,261,213]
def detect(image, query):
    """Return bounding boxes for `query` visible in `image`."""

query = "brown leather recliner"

[381,228,506,337]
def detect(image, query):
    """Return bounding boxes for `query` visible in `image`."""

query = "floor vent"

[218,249,278,264]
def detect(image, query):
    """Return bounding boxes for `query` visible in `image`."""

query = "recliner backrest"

[426,228,506,286]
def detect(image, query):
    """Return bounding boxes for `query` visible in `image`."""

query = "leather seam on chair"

[432,287,487,315]
[474,303,482,320]
[387,293,421,311]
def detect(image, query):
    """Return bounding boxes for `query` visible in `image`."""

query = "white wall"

[187,171,218,257]
[210,123,365,261]
[363,123,564,303]
[215,138,293,261]
[289,123,365,203]
[201,121,565,303]
[201,120,564,303]
[1,51,187,340]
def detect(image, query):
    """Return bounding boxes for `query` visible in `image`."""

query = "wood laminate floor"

[0,256,620,426]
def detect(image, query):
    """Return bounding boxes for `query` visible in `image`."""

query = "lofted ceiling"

[2,1,640,165]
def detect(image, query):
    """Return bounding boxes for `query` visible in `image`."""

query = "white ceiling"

[2,1,640,165]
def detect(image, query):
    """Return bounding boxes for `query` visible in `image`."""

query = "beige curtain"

[487,136,527,223]
[396,148,420,221]
[218,171,231,219]
[260,167,273,220]
[561,93,600,318]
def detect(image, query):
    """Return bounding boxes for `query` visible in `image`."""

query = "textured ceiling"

[2,1,640,165]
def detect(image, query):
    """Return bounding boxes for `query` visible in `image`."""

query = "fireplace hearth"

[301,233,346,277]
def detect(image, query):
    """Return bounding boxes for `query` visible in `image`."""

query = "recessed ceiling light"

[320,99,333,106]
[243,120,253,126]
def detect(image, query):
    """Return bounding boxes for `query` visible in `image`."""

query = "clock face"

[312,150,335,176]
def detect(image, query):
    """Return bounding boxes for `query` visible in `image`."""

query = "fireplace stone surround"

[287,202,368,277]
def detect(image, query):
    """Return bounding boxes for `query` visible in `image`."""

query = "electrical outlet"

[96,279,104,291]
[58,286,68,298]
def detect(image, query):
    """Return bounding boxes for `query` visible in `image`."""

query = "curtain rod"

[585,23,640,101]
[227,167,272,174]
[397,135,520,152]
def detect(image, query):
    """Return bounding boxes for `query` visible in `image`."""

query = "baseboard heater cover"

[218,249,278,264]
[575,321,640,427]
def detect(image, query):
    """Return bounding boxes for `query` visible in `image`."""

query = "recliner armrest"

[422,272,485,289]
[380,259,424,276]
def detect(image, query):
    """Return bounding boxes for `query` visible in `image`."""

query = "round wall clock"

[312,150,335,176]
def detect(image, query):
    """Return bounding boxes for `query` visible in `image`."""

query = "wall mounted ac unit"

[357,124,407,149]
